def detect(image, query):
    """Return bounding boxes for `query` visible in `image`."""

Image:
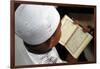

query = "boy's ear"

[49,36,55,48]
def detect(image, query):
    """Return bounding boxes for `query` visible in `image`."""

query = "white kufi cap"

[15,4,60,45]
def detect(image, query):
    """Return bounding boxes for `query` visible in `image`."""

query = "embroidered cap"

[15,4,60,45]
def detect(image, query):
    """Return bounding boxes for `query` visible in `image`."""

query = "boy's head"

[15,4,61,53]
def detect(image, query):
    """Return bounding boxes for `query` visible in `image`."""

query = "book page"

[73,33,93,58]
[65,26,92,58]
[59,15,93,58]
[65,27,88,54]
[59,15,78,45]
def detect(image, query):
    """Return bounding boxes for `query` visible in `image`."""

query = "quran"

[59,15,93,59]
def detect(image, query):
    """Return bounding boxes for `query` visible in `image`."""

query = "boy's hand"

[74,20,90,33]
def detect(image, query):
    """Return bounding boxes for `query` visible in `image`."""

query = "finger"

[74,20,80,25]
[82,26,90,32]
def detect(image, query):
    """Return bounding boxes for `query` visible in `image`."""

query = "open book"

[59,15,93,59]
